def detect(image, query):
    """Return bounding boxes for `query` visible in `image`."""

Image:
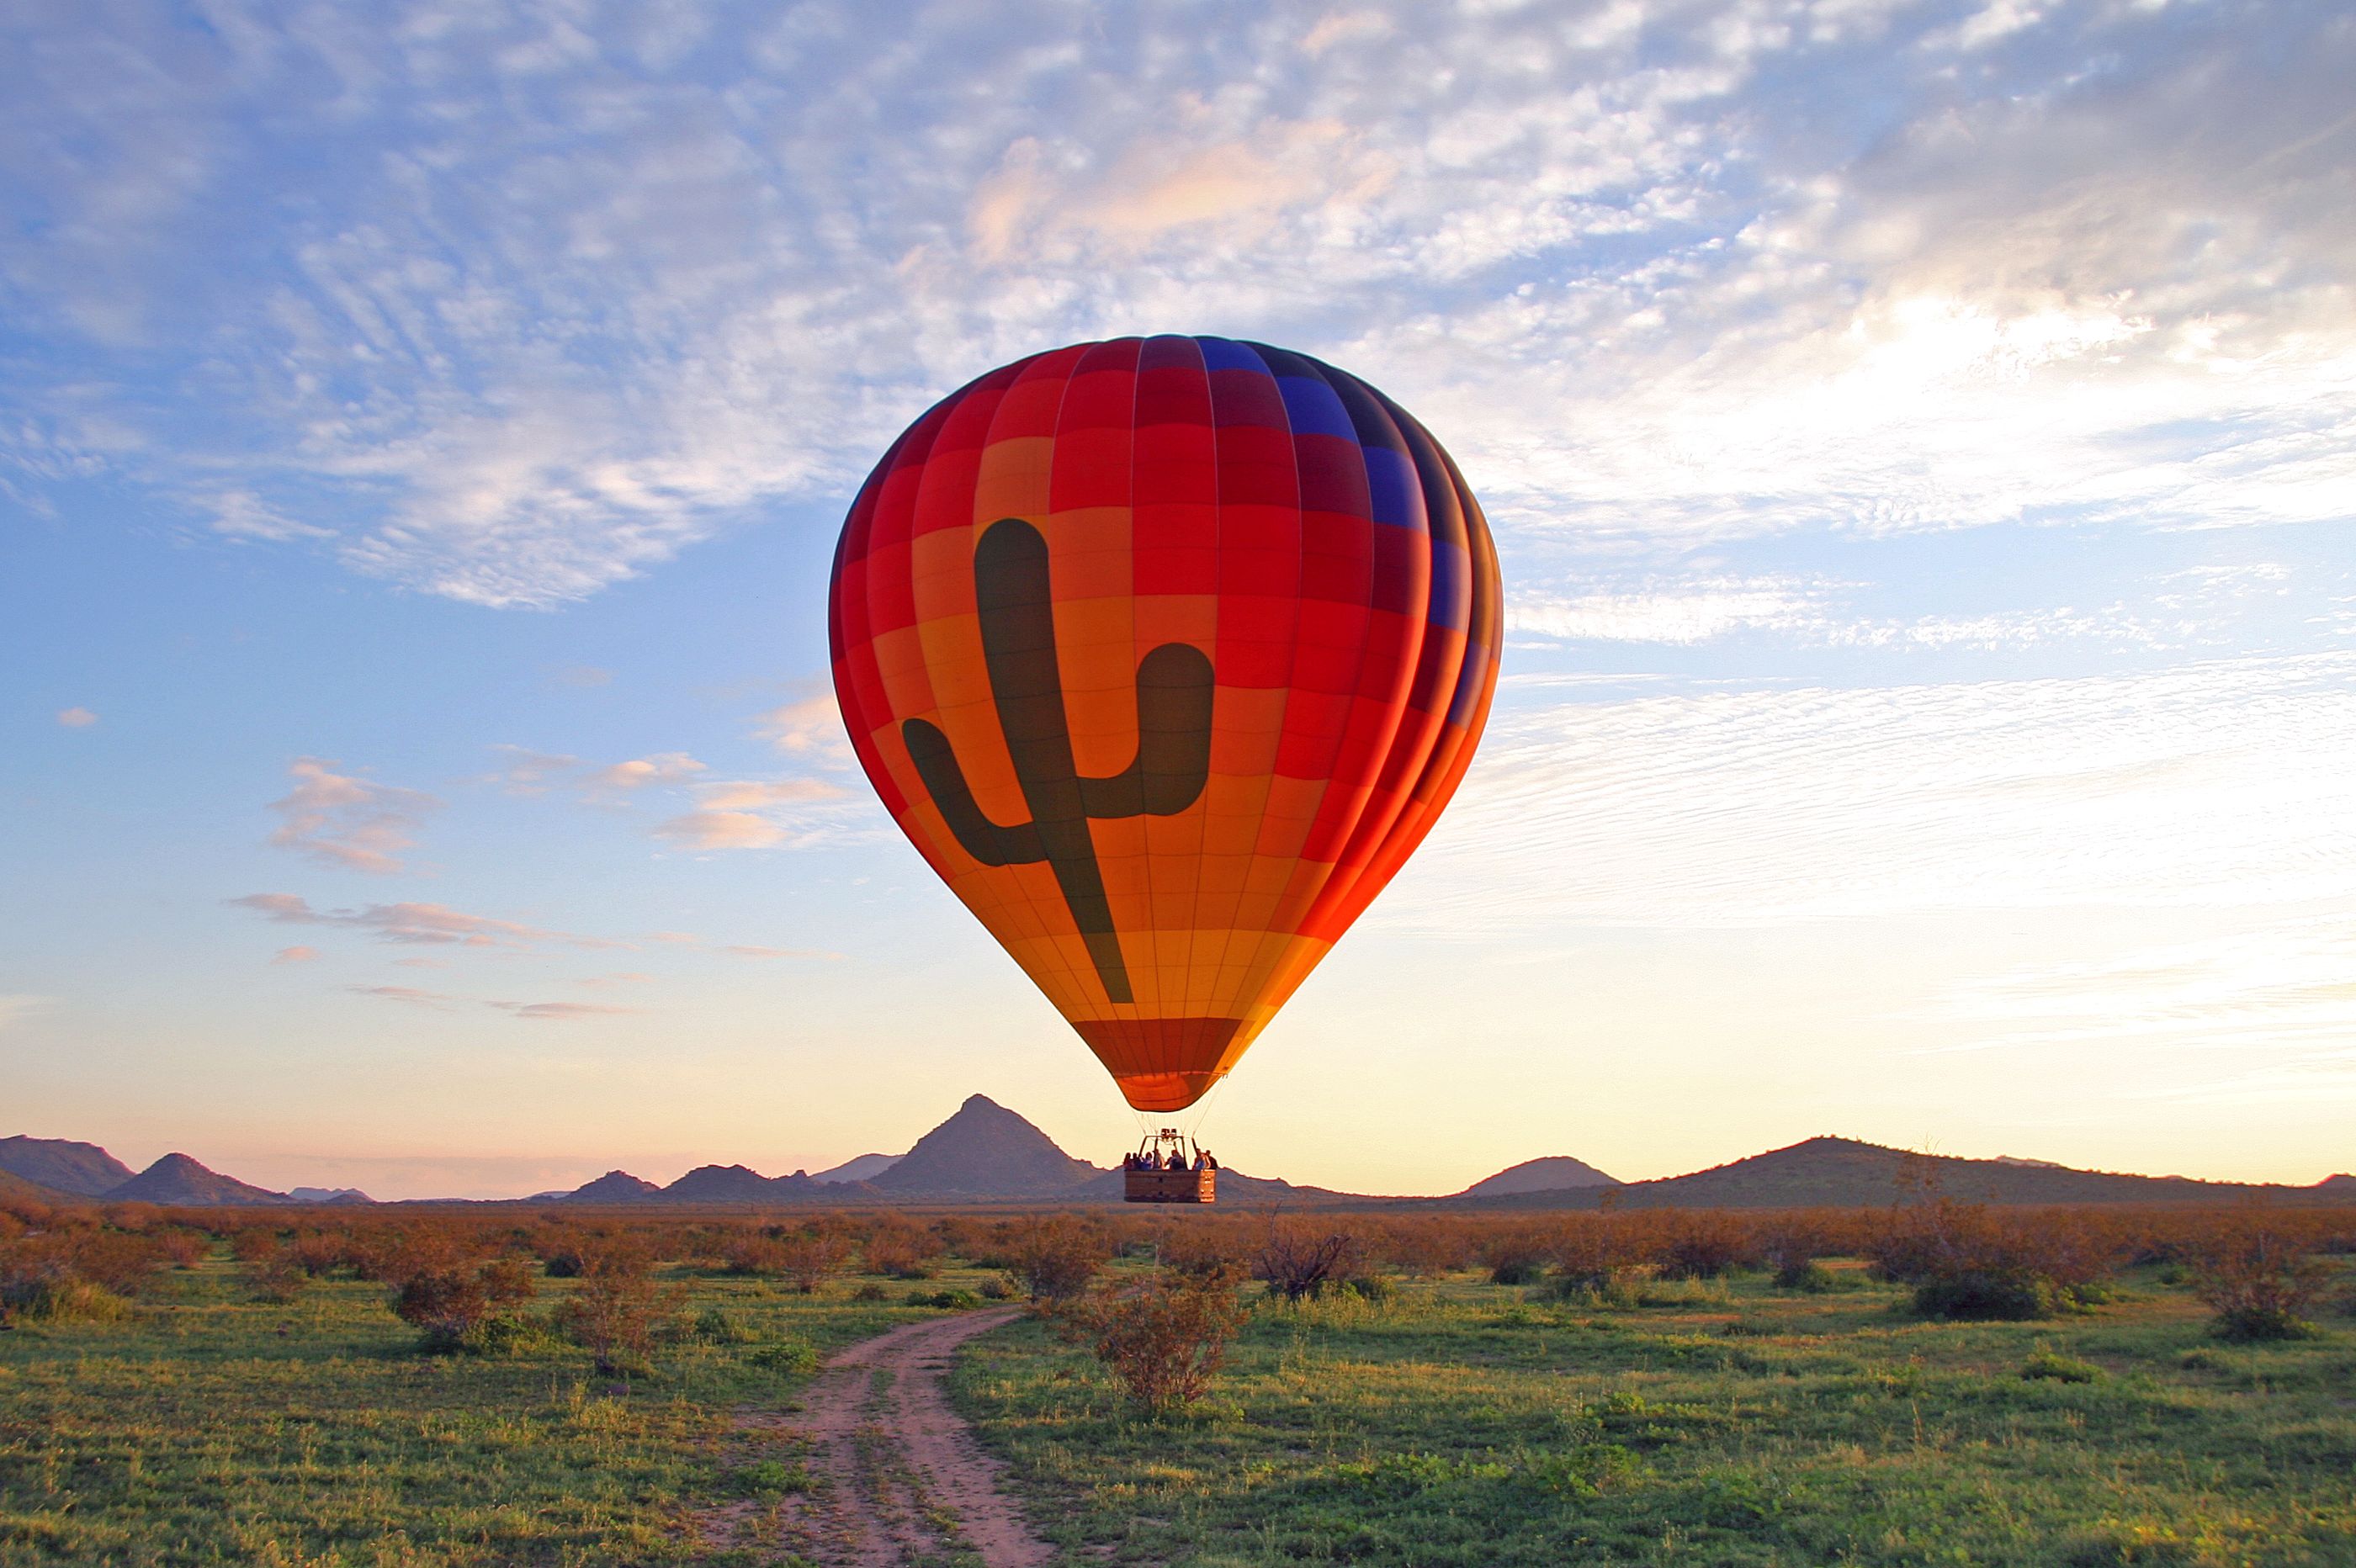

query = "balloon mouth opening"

[1112,1069,1225,1114]
[1070,1017,1248,1112]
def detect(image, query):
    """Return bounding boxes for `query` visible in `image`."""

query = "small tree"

[1060,1268,1247,1413]
[390,1247,536,1352]
[775,1228,854,1294]
[2188,1211,2332,1341]
[1254,1216,1363,1303]
[1006,1216,1108,1303]
[862,1216,944,1279]
[555,1248,678,1375]
[243,1243,310,1305]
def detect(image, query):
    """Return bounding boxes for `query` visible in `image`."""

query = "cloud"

[0,995,49,1032]
[1388,651,2356,934]
[756,694,849,760]
[347,983,636,1020]
[487,744,709,799]
[652,808,787,851]
[1510,580,1829,644]
[486,746,582,795]
[652,772,857,851]
[586,753,705,792]
[3,3,2348,607]
[499,1000,638,1021]
[229,892,610,949]
[264,758,440,874]
[55,707,97,728]
[348,983,460,1009]
[271,945,320,964]
[1929,915,2356,1061]
[202,489,327,542]
[1507,579,2178,651]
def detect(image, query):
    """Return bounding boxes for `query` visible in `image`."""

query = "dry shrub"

[1547,1215,1646,1300]
[1159,1218,1254,1278]
[152,1227,210,1269]
[1650,1211,1761,1280]
[775,1228,855,1293]
[1005,1216,1109,1303]
[554,1246,678,1375]
[388,1241,538,1353]
[862,1216,945,1279]
[1254,1216,1364,1303]
[1867,1201,2117,1320]
[1482,1226,1553,1286]
[2186,1210,2334,1341]
[715,1226,788,1277]
[1755,1215,1835,1289]
[1373,1218,1473,1279]
[243,1246,310,1305]
[1058,1267,1247,1412]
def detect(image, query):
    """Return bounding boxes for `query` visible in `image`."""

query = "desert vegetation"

[0,1187,2348,1564]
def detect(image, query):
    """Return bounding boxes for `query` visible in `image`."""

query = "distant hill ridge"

[109,1152,288,1206]
[0,1135,136,1197]
[1446,1136,2351,1211]
[1460,1154,1620,1198]
[8,1119,2353,1210]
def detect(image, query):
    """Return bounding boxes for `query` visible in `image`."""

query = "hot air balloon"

[829,336,1500,1198]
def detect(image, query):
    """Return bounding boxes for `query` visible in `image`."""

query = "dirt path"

[698,1307,1053,1567]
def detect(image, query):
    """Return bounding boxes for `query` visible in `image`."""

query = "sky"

[3,0,2351,1200]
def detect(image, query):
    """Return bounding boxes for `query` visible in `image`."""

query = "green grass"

[951,1263,2356,1567]
[0,1256,1005,1566]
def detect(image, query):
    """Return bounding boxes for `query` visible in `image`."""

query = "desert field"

[2,1200,2351,1566]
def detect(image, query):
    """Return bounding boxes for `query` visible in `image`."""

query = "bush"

[1868,1200,2116,1321]
[746,1338,820,1376]
[1548,1215,1645,1300]
[0,1231,160,1324]
[907,1288,983,1310]
[390,1248,537,1353]
[2020,1345,2103,1384]
[1255,1217,1364,1303]
[243,1247,310,1305]
[554,1248,678,1375]
[1654,1213,1759,1280]
[862,1217,944,1279]
[1006,1217,1107,1304]
[1483,1227,1551,1286]
[775,1228,854,1293]
[2186,1211,2332,1342]
[1059,1268,1247,1413]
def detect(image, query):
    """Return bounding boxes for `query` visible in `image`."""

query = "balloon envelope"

[830,336,1501,1111]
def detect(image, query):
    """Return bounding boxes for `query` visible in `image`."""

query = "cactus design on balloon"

[900,517,1215,1003]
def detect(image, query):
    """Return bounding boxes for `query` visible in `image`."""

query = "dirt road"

[698,1306,1053,1566]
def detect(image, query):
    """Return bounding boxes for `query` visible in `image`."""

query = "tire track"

[699,1307,1049,1567]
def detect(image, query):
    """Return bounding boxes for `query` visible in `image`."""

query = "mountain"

[561,1169,662,1204]
[1451,1136,2352,1210]
[0,1135,137,1197]
[1461,1155,1620,1198]
[0,1168,72,1205]
[2317,1173,2355,1192]
[287,1187,374,1205]
[662,1163,780,1202]
[868,1095,1101,1199]
[812,1152,900,1184]
[658,1164,832,1203]
[108,1152,287,1205]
